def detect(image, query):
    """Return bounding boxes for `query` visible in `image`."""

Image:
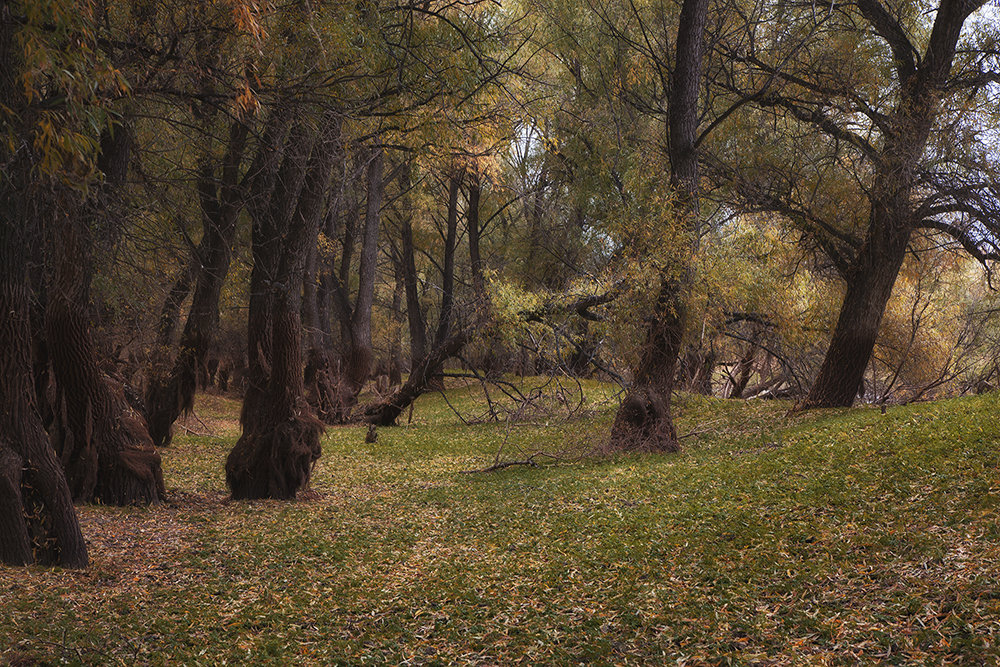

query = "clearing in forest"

[2,383,999,664]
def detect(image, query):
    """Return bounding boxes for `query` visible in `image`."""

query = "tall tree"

[0,0,87,566]
[716,0,998,407]
[225,110,338,500]
[608,0,711,452]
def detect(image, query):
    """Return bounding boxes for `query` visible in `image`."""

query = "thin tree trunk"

[398,162,428,366]
[389,269,404,387]
[339,142,384,407]
[608,0,709,453]
[146,121,250,447]
[435,169,463,345]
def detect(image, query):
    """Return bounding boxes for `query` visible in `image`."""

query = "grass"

[2,382,999,665]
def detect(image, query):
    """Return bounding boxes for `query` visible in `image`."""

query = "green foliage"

[3,387,1000,663]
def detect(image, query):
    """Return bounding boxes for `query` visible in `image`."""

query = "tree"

[1,0,88,566]
[716,0,999,407]
[225,109,336,500]
[608,0,711,452]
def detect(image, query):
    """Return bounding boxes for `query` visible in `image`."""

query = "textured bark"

[609,279,684,453]
[388,271,404,387]
[303,212,341,420]
[0,4,87,566]
[727,338,758,399]
[0,280,88,567]
[146,120,250,447]
[154,263,195,349]
[226,114,334,500]
[608,0,709,453]
[344,144,384,394]
[43,121,164,505]
[803,0,975,408]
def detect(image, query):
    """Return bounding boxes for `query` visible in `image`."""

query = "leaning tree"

[717,0,1000,407]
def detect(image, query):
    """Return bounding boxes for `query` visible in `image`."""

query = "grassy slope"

[1,385,999,665]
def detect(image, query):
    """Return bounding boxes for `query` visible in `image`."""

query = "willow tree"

[224,110,337,500]
[717,0,999,407]
[2,0,89,566]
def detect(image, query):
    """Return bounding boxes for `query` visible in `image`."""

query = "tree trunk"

[388,270,404,387]
[609,278,685,452]
[0,273,88,567]
[226,114,335,500]
[607,0,709,453]
[803,0,971,408]
[145,121,250,447]
[435,169,463,345]
[302,124,346,424]
[43,119,164,505]
[398,162,428,366]
[0,7,88,559]
[324,141,384,421]
[47,212,165,505]
[803,203,912,406]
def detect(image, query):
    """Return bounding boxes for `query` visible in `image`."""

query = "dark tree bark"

[0,5,87,564]
[608,0,709,453]
[468,172,485,301]
[398,162,428,366]
[363,333,468,426]
[435,168,464,345]
[0,247,88,567]
[388,269,404,387]
[226,113,336,500]
[803,0,981,408]
[727,337,758,399]
[45,124,165,505]
[302,121,347,422]
[146,120,250,447]
[154,263,195,349]
[317,141,385,422]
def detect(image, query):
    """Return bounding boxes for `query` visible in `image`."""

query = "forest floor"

[2,380,999,665]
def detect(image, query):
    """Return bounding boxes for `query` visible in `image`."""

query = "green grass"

[2,383,999,664]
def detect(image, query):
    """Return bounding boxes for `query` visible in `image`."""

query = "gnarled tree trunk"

[226,114,334,500]
[0,262,88,567]
[45,122,164,505]
[0,10,88,559]
[47,211,165,505]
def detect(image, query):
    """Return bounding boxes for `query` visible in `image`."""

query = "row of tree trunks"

[225,112,337,500]
[308,141,385,423]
